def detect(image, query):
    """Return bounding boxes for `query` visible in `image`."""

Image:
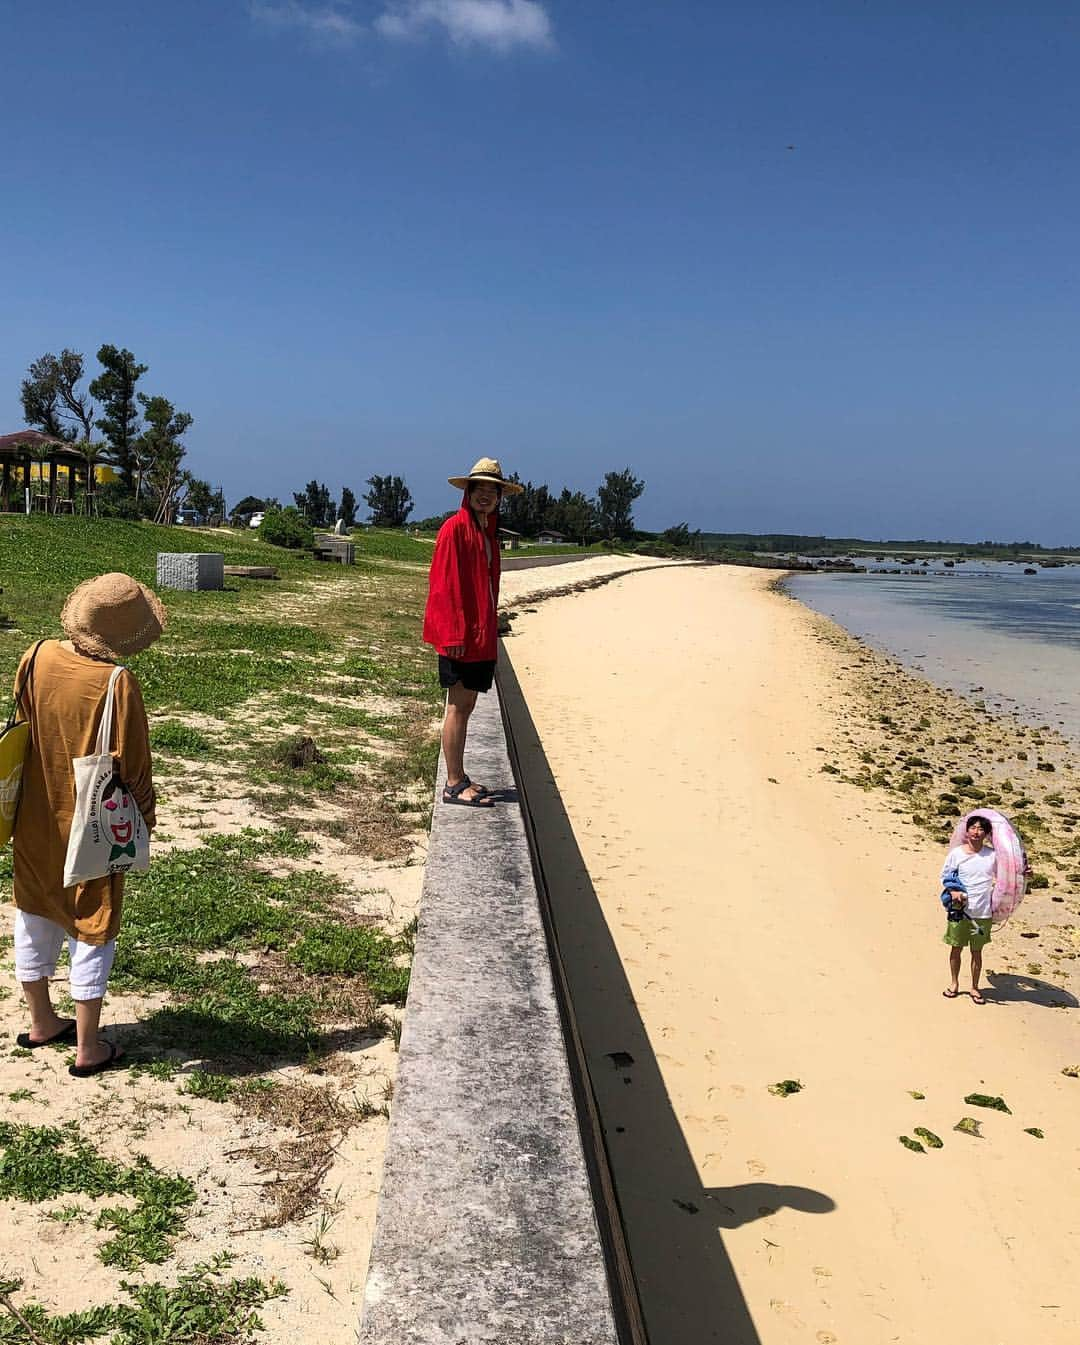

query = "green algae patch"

[768,1079,803,1097]
[913,1127,943,1149]
[964,1092,1011,1113]
[898,1135,925,1153]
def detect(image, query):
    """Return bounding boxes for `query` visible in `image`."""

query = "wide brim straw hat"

[447,457,524,495]
[61,572,167,661]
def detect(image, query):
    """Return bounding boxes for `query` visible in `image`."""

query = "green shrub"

[259,506,313,550]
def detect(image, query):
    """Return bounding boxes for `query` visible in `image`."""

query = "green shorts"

[943,917,992,950]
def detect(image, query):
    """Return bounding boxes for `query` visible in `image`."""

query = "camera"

[946,899,968,923]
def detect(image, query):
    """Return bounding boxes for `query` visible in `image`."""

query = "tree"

[293,480,336,528]
[661,522,691,548]
[181,476,216,520]
[596,468,645,539]
[364,475,413,527]
[338,486,358,529]
[21,350,98,443]
[135,394,193,523]
[90,345,148,492]
[20,356,67,439]
[548,488,598,544]
[499,476,552,538]
[230,495,268,525]
[414,510,456,532]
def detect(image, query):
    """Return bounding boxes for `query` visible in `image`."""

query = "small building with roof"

[0,431,116,513]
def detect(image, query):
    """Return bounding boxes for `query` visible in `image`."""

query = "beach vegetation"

[150,719,215,757]
[963,1093,1010,1113]
[913,1127,943,1149]
[0,1253,285,1345]
[907,1090,926,1100]
[1024,1127,1045,1138]
[767,1079,803,1097]
[0,1120,195,1268]
[182,1071,235,1103]
[954,1117,982,1137]
[898,1135,925,1153]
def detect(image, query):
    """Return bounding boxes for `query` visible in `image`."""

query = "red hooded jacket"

[422,496,501,662]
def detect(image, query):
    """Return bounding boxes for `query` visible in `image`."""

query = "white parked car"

[249,511,265,529]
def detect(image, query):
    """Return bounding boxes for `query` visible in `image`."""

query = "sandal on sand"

[970,991,986,1005]
[68,1040,125,1078]
[443,776,493,808]
[16,1021,76,1049]
[942,988,959,999]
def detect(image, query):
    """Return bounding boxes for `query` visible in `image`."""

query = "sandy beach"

[500,563,1080,1345]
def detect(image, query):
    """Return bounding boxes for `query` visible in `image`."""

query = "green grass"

[0,1120,195,1269]
[1,520,431,1075]
[182,1070,234,1103]
[350,527,434,563]
[288,923,410,1004]
[0,1252,286,1345]
[109,830,402,1064]
[150,720,215,757]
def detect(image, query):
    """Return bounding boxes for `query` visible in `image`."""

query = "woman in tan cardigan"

[12,573,164,1077]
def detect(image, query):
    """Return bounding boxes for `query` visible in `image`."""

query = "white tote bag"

[63,666,150,888]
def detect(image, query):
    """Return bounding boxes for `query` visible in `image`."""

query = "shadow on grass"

[498,649,809,1345]
[121,1007,392,1077]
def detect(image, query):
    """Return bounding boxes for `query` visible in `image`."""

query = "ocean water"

[785,561,1080,740]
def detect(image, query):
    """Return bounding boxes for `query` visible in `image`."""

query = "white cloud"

[375,0,554,52]
[250,1,364,45]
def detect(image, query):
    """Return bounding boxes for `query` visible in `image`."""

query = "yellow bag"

[0,642,44,848]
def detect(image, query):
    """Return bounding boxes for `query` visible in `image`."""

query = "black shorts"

[438,656,496,693]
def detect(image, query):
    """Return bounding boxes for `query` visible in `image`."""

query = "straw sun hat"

[447,457,524,495]
[60,573,167,662]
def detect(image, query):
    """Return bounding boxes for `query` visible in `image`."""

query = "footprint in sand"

[769,1300,804,1328]
[816,1333,838,1343]
[747,1159,767,1176]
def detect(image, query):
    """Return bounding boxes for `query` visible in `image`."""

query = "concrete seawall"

[502,551,608,571]
[356,679,637,1344]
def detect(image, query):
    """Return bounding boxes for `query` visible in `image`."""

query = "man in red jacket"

[423,458,523,806]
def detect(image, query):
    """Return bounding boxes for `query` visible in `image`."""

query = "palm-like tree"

[77,441,112,514]
[28,441,52,510]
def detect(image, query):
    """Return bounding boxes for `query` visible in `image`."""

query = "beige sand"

[501,563,1080,1345]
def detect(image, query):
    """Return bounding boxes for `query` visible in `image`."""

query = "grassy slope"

[0,514,442,1335]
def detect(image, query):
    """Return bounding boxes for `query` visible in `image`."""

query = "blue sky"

[2,2,1078,540]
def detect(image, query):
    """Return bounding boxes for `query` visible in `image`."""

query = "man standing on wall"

[423,458,523,807]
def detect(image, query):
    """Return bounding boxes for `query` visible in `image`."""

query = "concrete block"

[155,552,225,591]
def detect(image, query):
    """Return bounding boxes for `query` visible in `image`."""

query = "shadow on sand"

[985,970,1078,1008]
[498,650,835,1345]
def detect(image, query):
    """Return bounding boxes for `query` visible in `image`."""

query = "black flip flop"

[68,1040,125,1078]
[16,1021,76,1049]
[443,777,494,807]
